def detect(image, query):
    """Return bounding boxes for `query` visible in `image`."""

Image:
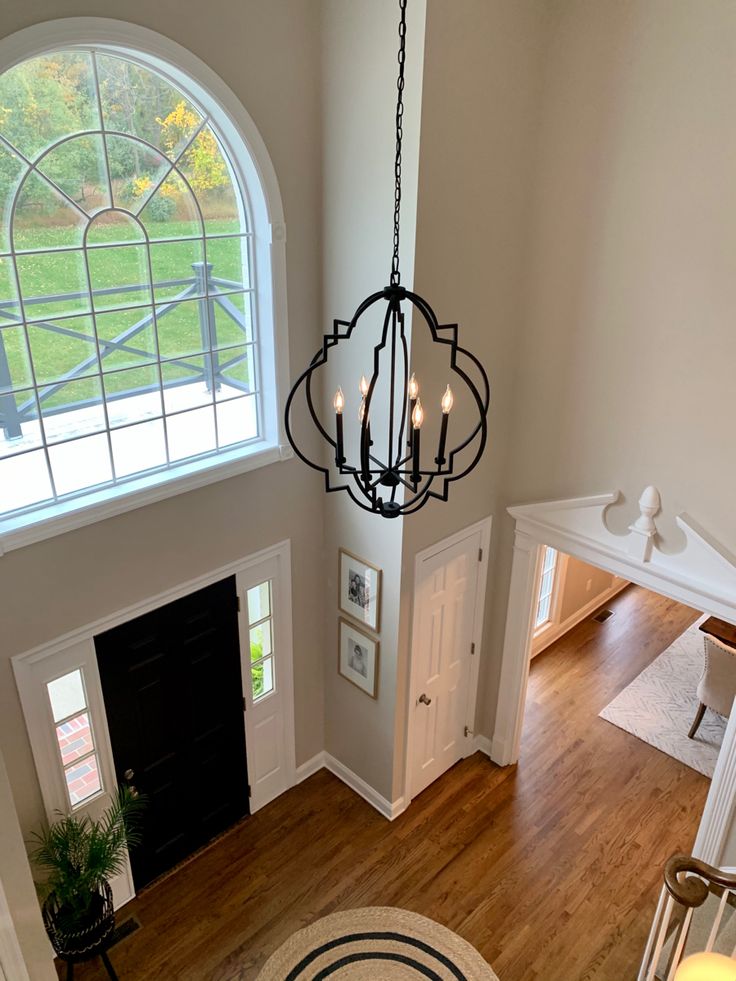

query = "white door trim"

[494,486,736,865]
[12,539,296,908]
[0,876,31,981]
[403,516,492,806]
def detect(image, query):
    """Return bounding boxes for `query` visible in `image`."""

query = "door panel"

[411,535,481,798]
[237,560,295,810]
[95,576,248,889]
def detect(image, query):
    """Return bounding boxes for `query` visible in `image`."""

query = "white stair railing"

[639,855,736,981]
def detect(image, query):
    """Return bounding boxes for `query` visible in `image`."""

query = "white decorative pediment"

[508,487,736,622]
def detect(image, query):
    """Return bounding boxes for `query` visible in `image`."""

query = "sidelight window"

[247,579,274,701]
[534,546,559,630]
[47,667,103,807]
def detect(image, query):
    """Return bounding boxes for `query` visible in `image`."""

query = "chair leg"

[100,951,119,981]
[66,961,74,981]
[689,702,707,739]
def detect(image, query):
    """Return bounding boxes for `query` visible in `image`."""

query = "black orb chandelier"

[284,0,490,518]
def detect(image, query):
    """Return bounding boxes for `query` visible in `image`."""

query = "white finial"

[628,485,661,561]
[633,485,661,534]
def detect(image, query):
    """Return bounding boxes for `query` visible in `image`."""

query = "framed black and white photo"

[338,548,382,632]
[338,619,379,698]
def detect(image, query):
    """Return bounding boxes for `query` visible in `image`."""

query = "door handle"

[418,693,432,706]
[123,768,140,798]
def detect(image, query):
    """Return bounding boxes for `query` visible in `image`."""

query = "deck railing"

[639,854,736,981]
[0,261,250,439]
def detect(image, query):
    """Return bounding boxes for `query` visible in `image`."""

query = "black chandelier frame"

[283,0,490,517]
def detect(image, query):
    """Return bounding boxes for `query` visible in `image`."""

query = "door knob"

[123,768,139,798]
[418,693,432,705]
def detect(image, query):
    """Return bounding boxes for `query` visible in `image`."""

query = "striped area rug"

[599,617,726,777]
[256,907,498,980]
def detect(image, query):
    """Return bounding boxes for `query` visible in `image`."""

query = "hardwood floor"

[65,584,709,981]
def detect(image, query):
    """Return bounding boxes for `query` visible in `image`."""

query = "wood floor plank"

[62,584,709,980]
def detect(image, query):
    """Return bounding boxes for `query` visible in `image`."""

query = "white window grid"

[247,578,276,702]
[46,668,104,809]
[0,47,263,520]
[535,545,559,630]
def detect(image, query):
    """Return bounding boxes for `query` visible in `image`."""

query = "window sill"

[0,440,294,555]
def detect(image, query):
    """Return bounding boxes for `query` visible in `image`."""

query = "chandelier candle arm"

[407,371,419,448]
[411,397,423,483]
[436,384,453,466]
[359,397,373,486]
[333,387,345,466]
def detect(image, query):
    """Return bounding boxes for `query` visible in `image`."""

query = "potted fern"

[31,787,144,960]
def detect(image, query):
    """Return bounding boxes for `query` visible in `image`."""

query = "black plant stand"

[43,881,119,981]
[59,945,119,981]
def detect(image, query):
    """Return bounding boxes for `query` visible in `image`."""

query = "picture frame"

[338,548,382,633]
[338,618,379,698]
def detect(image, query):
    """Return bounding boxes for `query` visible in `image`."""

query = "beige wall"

[0,0,326,838]
[320,0,425,803]
[393,0,547,799]
[498,0,736,753]
[505,0,736,547]
[393,0,736,800]
[558,556,617,625]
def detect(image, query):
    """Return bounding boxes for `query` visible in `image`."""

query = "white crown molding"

[508,487,736,621]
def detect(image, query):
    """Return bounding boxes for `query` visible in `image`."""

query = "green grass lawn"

[0,219,253,410]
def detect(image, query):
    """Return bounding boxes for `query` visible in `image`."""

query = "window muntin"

[47,667,103,807]
[534,546,558,630]
[0,48,261,523]
[247,579,275,701]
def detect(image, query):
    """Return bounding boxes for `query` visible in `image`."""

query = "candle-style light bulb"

[412,398,424,429]
[359,374,369,397]
[675,952,736,981]
[441,385,454,414]
[408,373,419,400]
[358,398,366,423]
[333,387,345,414]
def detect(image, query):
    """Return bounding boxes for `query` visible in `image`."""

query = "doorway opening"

[525,545,722,783]
[95,576,248,890]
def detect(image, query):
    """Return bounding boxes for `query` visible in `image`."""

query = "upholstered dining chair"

[688,635,736,739]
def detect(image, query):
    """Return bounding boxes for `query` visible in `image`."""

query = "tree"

[158,102,228,192]
[0,53,96,209]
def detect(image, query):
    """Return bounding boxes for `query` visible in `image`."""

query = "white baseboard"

[324,753,402,820]
[295,751,326,784]
[490,733,512,766]
[293,751,404,820]
[531,580,629,657]
[473,734,493,757]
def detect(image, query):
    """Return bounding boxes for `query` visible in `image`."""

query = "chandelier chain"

[391,0,408,287]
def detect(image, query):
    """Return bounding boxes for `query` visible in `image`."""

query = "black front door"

[95,576,248,889]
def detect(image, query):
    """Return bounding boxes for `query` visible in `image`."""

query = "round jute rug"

[256,907,499,980]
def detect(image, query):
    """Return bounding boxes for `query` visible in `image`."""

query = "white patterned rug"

[599,618,726,778]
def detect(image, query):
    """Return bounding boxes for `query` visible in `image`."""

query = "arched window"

[0,42,285,544]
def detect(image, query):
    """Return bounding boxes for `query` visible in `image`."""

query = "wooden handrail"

[664,854,736,908]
